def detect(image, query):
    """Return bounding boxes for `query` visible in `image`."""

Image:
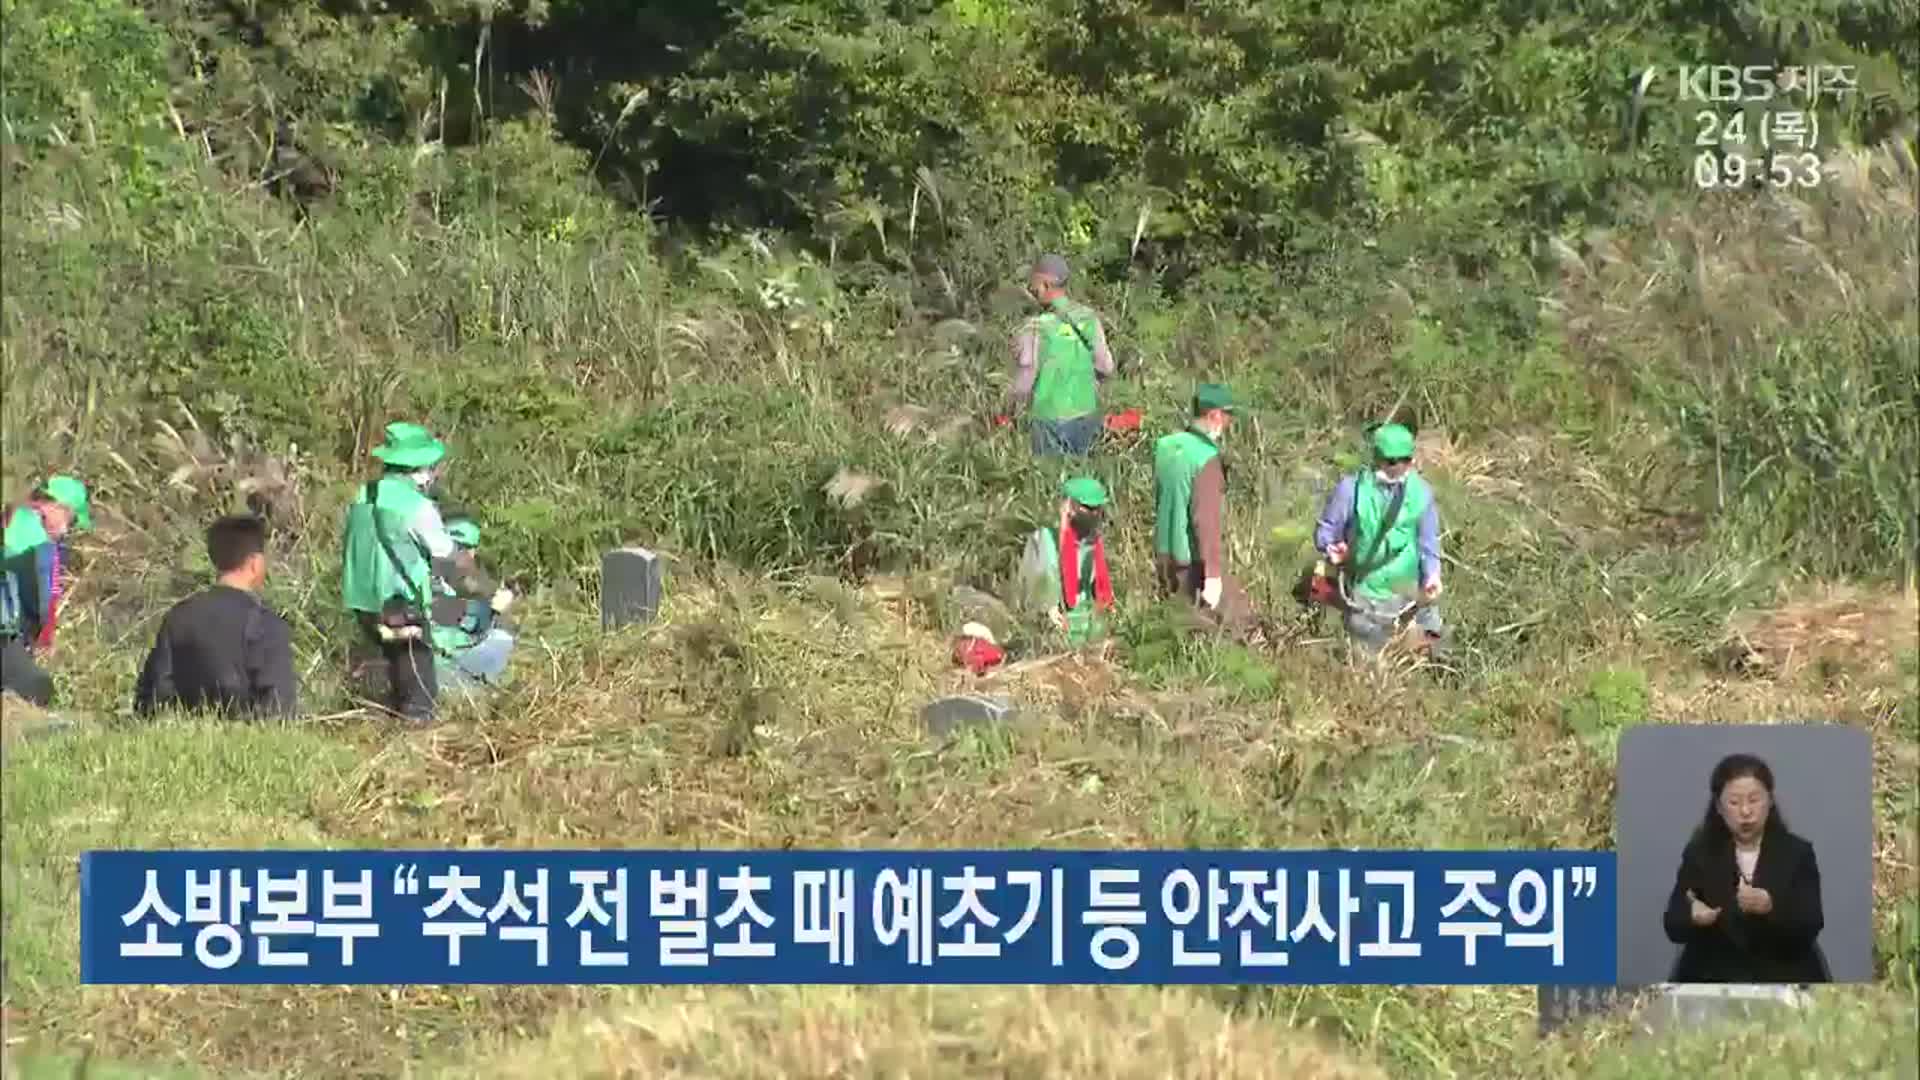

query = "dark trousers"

[1153,557,1259,641]
[1,635,54,707]
[356,613,437,722]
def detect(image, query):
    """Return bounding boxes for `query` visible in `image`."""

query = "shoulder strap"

[366,480,428,607]
[1347,473,1408,583]
[1047,300,1098,356]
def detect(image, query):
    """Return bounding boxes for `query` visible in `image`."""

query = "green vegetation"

[3,0,1917,1076]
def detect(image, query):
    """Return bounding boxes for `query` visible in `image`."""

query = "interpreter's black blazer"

[1662,828,1830,984]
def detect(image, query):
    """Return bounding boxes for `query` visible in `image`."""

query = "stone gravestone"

[922,694,1016,738]
[601,547,664,630]
[1631,983,1808,1037]
[1536,985,1640,1036]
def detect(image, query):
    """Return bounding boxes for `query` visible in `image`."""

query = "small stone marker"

[1632,983,1807,1037]
[601,547,664,630]
[921,694,1016,738]
[1536,984,1639,1035]
[1538,983,1808,1039]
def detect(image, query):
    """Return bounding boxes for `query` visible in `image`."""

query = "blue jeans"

[1344,595,1447,658]
[1030,413,1102,457]
[441,629,515,695]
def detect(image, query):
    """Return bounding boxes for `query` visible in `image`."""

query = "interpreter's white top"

[1735,845,1759,883]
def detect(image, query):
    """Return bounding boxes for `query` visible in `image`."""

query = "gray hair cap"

[1033,253,1070,283]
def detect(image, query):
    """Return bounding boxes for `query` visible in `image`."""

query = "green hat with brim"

[1061,476,1108,508]
[371,422,447,469]
[42,474,90,530]
[1193,383,1237,415]
[1372,423,1416,459]
[445,519,480,548]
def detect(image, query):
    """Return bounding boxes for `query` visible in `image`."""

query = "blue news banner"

[80,850,1616,986]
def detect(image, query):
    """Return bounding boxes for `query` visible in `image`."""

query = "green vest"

[340,474,435,615]
[1028,299,1101,422]
[1350,471,1432,600]
[3,506,50,558]
[2,508,51,638]
[431,601,490,657]
[1152,427,1220,565]
[1048,527,1107,645]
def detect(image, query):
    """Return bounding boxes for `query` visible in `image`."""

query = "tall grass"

[1554,139,1920,582]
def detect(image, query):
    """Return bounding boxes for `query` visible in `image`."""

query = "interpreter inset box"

[1616,724,1873,985]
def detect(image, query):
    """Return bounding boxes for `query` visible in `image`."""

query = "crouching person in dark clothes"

[134,515,298,719]
[430,514,517,697]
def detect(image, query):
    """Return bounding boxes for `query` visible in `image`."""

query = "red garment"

[1059,523,1114,612]
[36,536,61,650]
[6,504,64,651]
[952,635,1005,674]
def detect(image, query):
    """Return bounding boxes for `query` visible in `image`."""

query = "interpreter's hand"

[490,588,515,613]
[1326,542,1350,565]
[1736,882,1772,916]
[1422,578,1443,602]
[1200,577,1223,610]
[1687,890,1722,927]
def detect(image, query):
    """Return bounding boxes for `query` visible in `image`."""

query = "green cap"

[1060,476,1108,508]
[445,518,480,548]
[1193,383,1236,415]
[42,475,90,530]
[1372,423,1416,459]
[371,422,447,469]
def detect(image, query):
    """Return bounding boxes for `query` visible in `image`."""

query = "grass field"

[3,17,1918,1075]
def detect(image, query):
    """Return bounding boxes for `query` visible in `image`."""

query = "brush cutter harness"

[1027,298,1102,422]
[340,475,435,628]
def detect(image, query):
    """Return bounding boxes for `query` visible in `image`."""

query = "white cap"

[960,622,998,647]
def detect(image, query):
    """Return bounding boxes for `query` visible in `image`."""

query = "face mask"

[1070,511,1102,536]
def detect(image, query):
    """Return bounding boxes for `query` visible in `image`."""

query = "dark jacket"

[1663,828,1830,984]
[133,585,298,719]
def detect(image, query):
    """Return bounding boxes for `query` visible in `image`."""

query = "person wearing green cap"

[1,475,91,705]
[1015,476,1117,645]
[427,512,518,695]
[339,422,467,723]
[1008,253,1117,457]
[1313,422,1448,659]
[1153,385,1257,636]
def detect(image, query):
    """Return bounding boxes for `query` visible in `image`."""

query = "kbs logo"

[1673,65,1858,103]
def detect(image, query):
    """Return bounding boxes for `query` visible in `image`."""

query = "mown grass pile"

[3,3,1919,1076]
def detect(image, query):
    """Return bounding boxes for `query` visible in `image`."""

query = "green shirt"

[1350,470,1433,600]
[339,474,449,615]
[1027,299,1103,421]
[1152,426,1220,565]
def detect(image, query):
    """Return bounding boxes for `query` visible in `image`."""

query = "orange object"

[1104,409,1142,434]
[993,414,1013,428]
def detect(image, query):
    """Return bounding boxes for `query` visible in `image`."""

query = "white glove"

[1200,577,1223,609]
[490,588,515,613]
[1048,607,1067,631]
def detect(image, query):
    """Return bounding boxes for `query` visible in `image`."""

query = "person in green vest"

[339,422,463,724]
[1007,253,1116,457]
[1153,385,1256,636]
[1312,422,1448,660]
[2,475,91,706]
[429,513,517,695]
[1016,476,1116,646]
